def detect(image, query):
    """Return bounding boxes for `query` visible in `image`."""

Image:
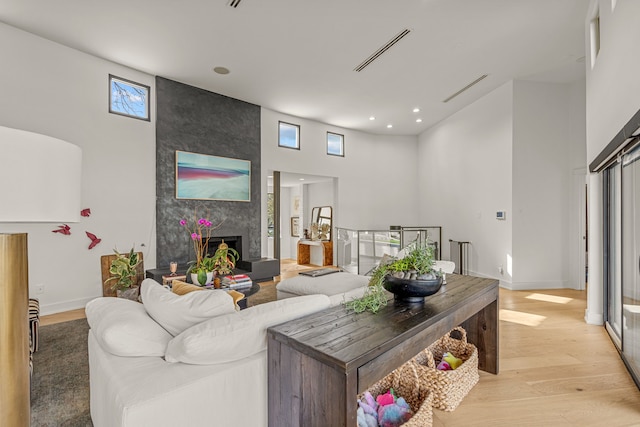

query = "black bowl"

[382,274,443,303]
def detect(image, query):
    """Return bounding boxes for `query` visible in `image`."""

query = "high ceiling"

[0,0,588,136]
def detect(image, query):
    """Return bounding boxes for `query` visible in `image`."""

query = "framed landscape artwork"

[175,150,251,202]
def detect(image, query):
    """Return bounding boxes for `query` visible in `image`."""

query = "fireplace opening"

[206,236,242,261]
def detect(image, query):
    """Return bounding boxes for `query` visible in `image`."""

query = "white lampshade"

[0,126,82,222]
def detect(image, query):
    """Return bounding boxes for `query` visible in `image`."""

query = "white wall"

[586,0,640,164]
[261,109,420,256]
[279,186,293,259]
[417,82,513,283]
[306,180,334,228]
[0,23,156,314]
[568,78,588,290]
[512,80,586,289]
[418,79,586,289]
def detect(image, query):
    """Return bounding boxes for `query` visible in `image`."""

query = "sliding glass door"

[605,163,622,344]
[622,146,640,380]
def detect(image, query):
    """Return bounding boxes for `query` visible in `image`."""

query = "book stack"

[222,274,253,289]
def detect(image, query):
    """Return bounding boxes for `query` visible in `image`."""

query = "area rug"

[31,318,92,427]
[247,281,277,307]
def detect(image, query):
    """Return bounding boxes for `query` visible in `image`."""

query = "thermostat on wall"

[496,211,506,220]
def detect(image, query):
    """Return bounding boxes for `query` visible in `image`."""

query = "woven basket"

[412,327,479,411]
[359,360,434,427]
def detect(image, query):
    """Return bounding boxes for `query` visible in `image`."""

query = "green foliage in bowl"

[344,241,439,313]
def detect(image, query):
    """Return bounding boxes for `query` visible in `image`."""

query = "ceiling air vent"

[442,74,489,103]
[354,29,411,72]
[228,0,242,8]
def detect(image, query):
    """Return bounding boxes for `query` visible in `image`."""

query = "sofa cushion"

[276,272,369,296]
[85,297,172,357]
[141,278,236,336]
[165,294,331,365]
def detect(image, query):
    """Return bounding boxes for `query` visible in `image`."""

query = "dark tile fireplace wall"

[155,77,261,268]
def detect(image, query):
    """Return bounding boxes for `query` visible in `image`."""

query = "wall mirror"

[311,206,332,241]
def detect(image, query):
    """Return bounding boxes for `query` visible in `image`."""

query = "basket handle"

[423,348,437,368]
[442,326,468,346]
[391,359,420,387]
[390,360,421,405]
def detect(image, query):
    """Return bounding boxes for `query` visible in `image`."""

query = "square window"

[327,132,344,157]
[109,75,150,121]
[279,121,300,149]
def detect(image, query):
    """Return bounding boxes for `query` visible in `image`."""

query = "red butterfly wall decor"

[81,208,91,217]
[86,231,101,250]
[52,224,71,235]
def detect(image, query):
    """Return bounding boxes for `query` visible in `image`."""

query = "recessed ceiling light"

[213,66,230,75]
[299,178,305,181]
[387,124,393,128]
[413,108,420,113]
[369,116,376,121]
[416,118,422,123]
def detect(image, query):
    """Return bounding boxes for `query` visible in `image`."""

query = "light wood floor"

[40,266,640,425]
[434,288,640,426]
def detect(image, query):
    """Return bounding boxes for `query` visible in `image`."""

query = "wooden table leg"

[461,298,499,374]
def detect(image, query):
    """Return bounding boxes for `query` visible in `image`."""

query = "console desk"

[297,239,333,266]
[267,274,498,427]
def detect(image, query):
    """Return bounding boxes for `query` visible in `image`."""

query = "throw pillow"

[165,294,331,364]
[171,280,205,296]
[140,278,236,336]
[85,297,172,357]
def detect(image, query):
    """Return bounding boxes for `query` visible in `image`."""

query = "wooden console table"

[297,239,333,266]
[267,274,498,427]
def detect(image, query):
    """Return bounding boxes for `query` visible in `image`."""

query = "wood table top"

[268,274,498,373]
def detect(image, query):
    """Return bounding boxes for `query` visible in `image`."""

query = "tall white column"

[585,172,604,325]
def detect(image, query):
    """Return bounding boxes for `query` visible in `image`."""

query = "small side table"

[145,266,188,283]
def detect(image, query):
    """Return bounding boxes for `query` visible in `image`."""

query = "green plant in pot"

[187,255,217,286]
[104,247,142,300]
[210,240,240,287]
[212,240,239,275]
[345,241,442,313]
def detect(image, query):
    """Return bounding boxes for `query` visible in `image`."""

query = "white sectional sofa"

[86,279,334,427]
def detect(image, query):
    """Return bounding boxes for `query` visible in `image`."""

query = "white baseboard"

[465,269,510,288]
[584,308,604,325]
[506,280,569,291]
[39,296,95,316]
[466,271,577,291]
[498,279,513,289]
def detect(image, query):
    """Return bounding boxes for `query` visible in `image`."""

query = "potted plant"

[212,240,239,275]
[210,240,240,287]
[180,212,223,286]
[345,241,442,313]
[104,247,142,300]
